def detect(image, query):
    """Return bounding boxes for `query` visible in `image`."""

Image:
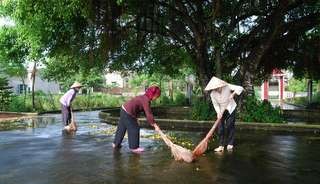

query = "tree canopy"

[0,27,28,78]
[1,0,319,96]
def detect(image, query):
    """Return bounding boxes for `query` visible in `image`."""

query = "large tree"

[0,27,29,101]
[2,0,319,98]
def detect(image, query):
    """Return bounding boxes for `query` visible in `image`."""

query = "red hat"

[145,86,161,99]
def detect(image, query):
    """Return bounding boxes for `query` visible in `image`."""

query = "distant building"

[7,62,60,95]
[104,72,129,88]
[102,72,145,96]
[260,69,290,100]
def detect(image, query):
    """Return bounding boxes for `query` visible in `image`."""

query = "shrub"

[190,97,215,120]
[190,95,283,123]
[8,95,31,112]
[7,93,125,112]
[174,92,188,106]
[239,95,284,123]
[0,77,12,110]
[159,95,172,105]
[288,92,320,109]
[72,93,125,109]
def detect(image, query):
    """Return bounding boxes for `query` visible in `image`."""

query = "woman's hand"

[153,123,160,131]
[217,113,222,119]
[229,92,236,100]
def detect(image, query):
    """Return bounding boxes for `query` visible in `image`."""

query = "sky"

[0,16,15,27]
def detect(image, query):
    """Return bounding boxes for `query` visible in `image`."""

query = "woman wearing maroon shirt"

[113,86,161,153]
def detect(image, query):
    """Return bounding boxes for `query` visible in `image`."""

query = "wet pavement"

[269,99,304,110]
[0,111,320,184]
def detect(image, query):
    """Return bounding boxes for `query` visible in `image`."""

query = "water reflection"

[0,111,320,184]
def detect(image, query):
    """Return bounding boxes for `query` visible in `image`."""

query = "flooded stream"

[0,111,319,184]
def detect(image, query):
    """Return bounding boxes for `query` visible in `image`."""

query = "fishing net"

[157,129,194,163]
[192,118,221,158]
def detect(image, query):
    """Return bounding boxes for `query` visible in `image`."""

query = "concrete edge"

[98,111,320,134]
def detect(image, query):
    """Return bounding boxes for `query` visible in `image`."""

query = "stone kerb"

[283,109,320,123]
[99,107,320,134]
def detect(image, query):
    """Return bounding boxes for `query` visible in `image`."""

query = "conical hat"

[70,81,83,89]
[204,76,228,91]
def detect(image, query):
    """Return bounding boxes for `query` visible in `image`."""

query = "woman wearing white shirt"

[204,77,244,152]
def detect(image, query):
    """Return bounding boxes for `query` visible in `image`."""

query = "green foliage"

[8,94,33,112]
[287,78,307,93]
[153,92,188,106]
[174,91,188,106]
[158,95,172,105]
[12,0,89,57]
[7,93,124,112]
[190,98,215,121]
[72,93,125,109]
[289,92,320,108]
[307,92,320,109]
[42,56,105,90]
[128,74,159,88]
[2,0,106,88]
[0,27,28,79]
[290,28,320,80]
[0,76,12,110]
[240,96,284,123]
[286,79,319,107]
[2,0,319,100]
[112,37,194,78]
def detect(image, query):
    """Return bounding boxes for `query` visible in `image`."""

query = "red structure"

[261,80,269,100]
[261,69,285,101]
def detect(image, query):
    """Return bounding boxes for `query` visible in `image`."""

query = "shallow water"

[0,111,320,184]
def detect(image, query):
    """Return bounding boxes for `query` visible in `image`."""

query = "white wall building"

[104,72,129,88]
[7,62,60,94]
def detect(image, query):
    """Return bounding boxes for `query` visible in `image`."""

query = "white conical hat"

[70,81,83,89]
[204,76,228,91]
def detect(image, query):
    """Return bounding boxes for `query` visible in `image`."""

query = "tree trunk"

[239,64,255,97]
[31,62,37,110]
[168,80,173,102]
[307,79,313,104]
[186,82,193,105]
[215,48,222,78]
[20,77,27,106]
[193,42,213,101]
[159,77,162,104]
[237,64,255,112]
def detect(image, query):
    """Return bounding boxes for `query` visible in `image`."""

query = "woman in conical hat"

[204,76,228,91]
[205,76,244,152]
[59,81,83,131]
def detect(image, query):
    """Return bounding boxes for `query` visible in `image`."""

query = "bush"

[73,93,125,109]
[190,95,283,123]
[158,95,172,105]
[190,97,215,120]
[8,95,32,112]
[174,92,188,106]
[239,95,284,123]
[0,77,12,110]
[7,93,125,112]
[288,92,320,109]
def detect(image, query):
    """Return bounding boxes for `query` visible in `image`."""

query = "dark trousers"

[113,108,140,149]
[61,105,71,126]
[217,110,236,146]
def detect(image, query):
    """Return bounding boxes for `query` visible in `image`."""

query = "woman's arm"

[142,100,156,126]
[228,84,244,96]
[210,92,222,119]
